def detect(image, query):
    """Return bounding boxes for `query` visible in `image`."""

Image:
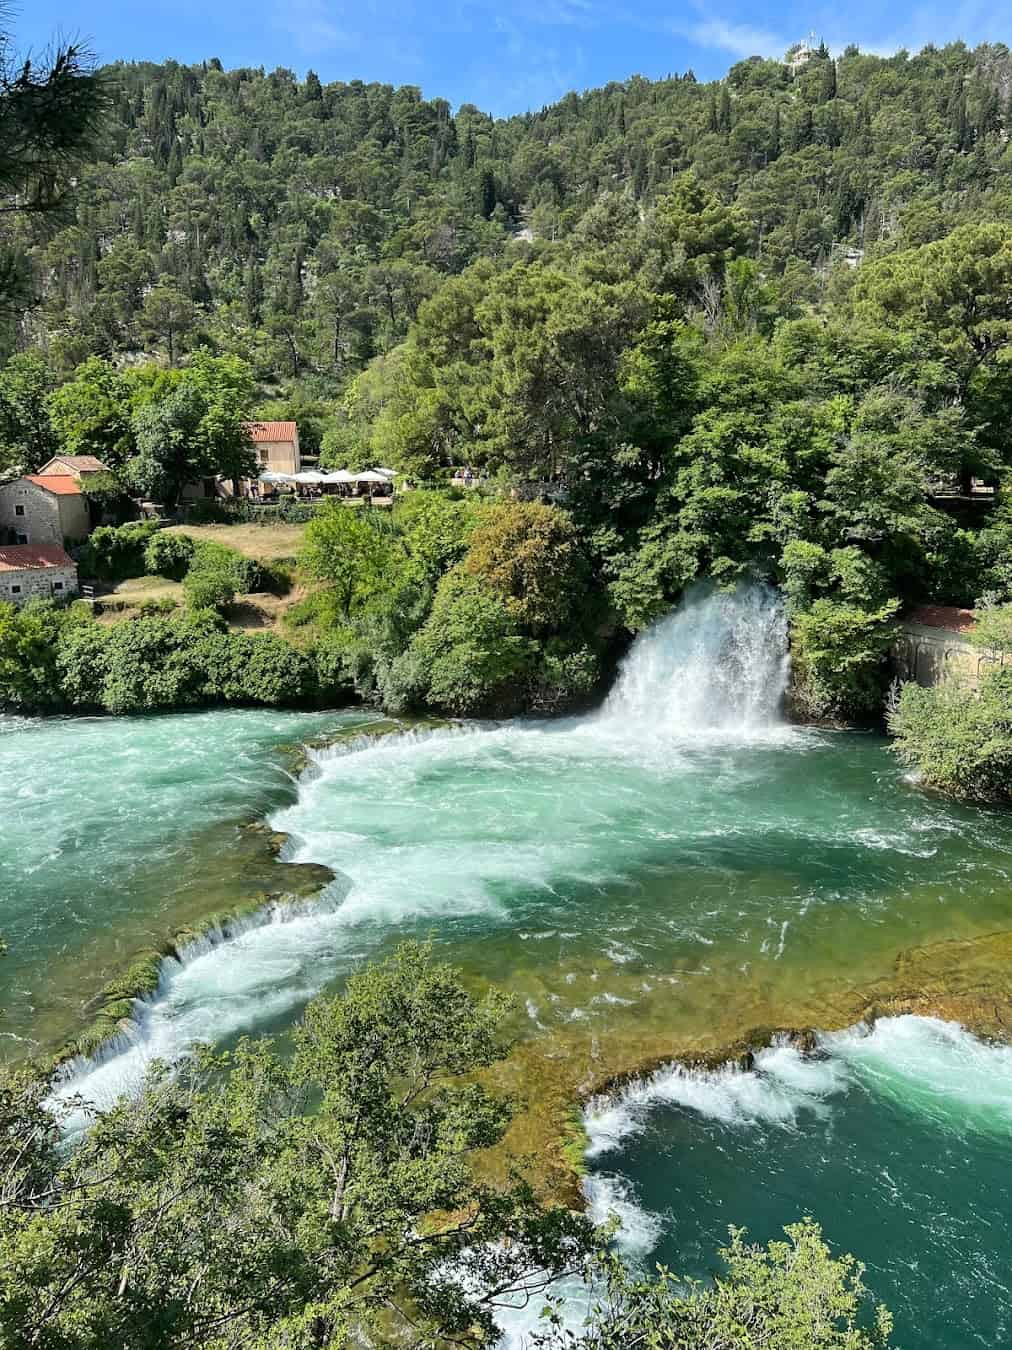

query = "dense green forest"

[8,39,1012,727]
[14,40,1012,381]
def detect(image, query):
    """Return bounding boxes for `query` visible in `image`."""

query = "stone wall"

[0,481,62,545]
[55,493,91,543]
[891,621,998,690]
[0,564,78,605]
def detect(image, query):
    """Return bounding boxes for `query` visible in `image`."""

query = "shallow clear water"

[582,1015,1012,1350]
[0,707,371,1052]
[7,587,1012,1346]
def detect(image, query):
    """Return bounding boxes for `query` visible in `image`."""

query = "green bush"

[530,640,602,712]
[888,668,1012,800]
[407,568,537,715]
[138,596,178,616]
[790,599,900,721]
[78,521,159,583]
[0,601,82,710]
[183,570,235,613]
[232,633,314,704]
[143,531,195,579]
[190,540,263,592]
[184,498,233,524]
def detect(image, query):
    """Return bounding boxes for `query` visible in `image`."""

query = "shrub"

[96,615,207,713]
[78,521,159,583]
[888,668,1012,800]
[183,570,235,613]
[408,568,537,715]
[301,502,403,615]
[0,601,77,710]
[233,633,315,704]
[185,498,233,524]
[463,500,589,633]
[529,640,602,712]
[790,598,899,721]
[138,596,178,616]
[55,621,109,708]
[143,531,195,580]
[189,540,263,593]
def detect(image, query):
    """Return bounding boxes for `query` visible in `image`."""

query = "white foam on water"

[54,584,800,1113]
[600,581,790,740]
[584,1041,846,1159]
[493,1173,662,1349]
[821,1014,1012,1135]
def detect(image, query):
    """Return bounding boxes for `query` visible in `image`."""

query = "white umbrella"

[321,470,355,483]
[355,471,390,484]
[258,471,290,483]
[293,470,327,484]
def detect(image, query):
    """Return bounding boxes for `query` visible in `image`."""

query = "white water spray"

[602,582,789,735]
[52,583,793,1112]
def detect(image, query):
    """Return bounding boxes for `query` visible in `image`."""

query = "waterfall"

[602,582,789,735]
[51,581,793,1119]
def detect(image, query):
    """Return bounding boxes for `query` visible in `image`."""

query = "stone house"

[0,544,78,605]
[0,475,92,546]
[35,455,110,480]
[246,421,301,476]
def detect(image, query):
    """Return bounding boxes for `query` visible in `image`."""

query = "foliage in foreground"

[0,945,892,1349]
[538,1220,893,1350]
[0,944,592,1348]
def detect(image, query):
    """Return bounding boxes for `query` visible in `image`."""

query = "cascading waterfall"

[48,584,792,1110]
[566,1015,1012,1350]
[601,582,789,734]
[16,588,1012,1350]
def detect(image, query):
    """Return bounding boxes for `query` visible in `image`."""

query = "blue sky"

[22,0,1012,117]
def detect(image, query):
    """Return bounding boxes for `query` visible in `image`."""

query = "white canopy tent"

[354,471,390,485]
[258,470,292,484]
[293,470,328,484]
[321,470,355,484]
[373,467,396,478]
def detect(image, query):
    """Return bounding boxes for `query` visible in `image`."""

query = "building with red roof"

[36,455,110,479]
[244,422,301,478]
[180,421,302,502]
[0,474,92,546]
[0,543,78,605]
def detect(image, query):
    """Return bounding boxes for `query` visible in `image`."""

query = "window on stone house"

[10,585,20,594]
[14,504,24,516]
[53,581,64,591]
[15,533,28,544]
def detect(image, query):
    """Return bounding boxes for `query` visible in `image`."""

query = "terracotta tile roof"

[24,475,84,495]
[907,605,977,634]
[0,544,75,572]
[38,455,108,473]
[245,421,297,442]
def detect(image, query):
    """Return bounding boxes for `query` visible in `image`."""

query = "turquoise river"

[3,585,1012,1347]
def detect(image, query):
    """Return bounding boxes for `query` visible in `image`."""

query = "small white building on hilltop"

[0,544,78,606]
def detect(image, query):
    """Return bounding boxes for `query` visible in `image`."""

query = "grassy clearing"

[164,521,308,560]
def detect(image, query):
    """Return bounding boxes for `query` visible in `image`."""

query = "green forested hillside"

[8,40,1012,726]
[14,42,1012,382]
